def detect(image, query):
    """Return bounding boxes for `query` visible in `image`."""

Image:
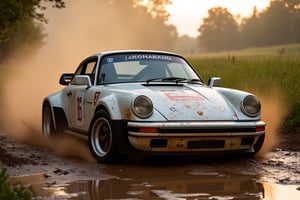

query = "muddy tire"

[253,134,265,154]
[42,102,57,137]
[88,110,122,163]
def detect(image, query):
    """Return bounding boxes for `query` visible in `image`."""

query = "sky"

[166,0,270,37]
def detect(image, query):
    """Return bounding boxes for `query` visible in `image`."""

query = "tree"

[0,0,65,63]
[260,1,291,45]
[239,0,300,48]
[133,0,172,20]
[240,7,264,47]
[197,7,239,52]
[0,0,65,41]
[252,0,300,46]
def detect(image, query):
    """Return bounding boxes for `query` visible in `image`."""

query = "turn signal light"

[256,126,265,132]
[139,127,158,133]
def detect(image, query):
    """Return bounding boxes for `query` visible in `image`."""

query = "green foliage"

[0,20,45,62]
[0,164,33,200]
[187,44,300,131]
[0,0,65,63]
[0,0,65,41]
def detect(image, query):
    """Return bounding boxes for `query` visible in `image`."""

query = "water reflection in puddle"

[7,173,262,199]
[8,163,300,200]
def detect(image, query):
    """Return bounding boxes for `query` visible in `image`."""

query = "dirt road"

[1,128,299,200]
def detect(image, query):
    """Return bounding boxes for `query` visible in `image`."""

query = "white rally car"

[42,50,265,163]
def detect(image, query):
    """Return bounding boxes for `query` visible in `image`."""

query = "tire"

[88,110,122,163]
[253,134,265,154]
[42,102,57,137]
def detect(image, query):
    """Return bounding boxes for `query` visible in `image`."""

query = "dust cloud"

[1,0,146,162]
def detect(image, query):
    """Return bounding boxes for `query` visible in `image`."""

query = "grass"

[187,44,300,132]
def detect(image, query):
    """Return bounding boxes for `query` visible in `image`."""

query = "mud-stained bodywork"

[42,50,265,163]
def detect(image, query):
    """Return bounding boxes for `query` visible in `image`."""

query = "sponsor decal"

[124,54,172,61]
[164,91,205,101]
[106,57,114,63]
[94,91,101,105]
[101,53,176,64]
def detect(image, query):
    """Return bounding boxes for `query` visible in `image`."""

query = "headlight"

[132,95,153,118]
[241,95,261,117]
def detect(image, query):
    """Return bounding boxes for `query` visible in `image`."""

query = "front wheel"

[253,134,265,154]
[88,110,122,163]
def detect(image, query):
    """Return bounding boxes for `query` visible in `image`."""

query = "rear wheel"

[88,110,123,163]
[42,102,57,137]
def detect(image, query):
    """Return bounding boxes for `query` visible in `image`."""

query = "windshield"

[97,53,202,84]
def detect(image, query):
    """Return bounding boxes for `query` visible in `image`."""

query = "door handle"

[67,91,72,96]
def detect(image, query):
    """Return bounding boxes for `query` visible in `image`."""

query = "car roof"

[91,50,182,58]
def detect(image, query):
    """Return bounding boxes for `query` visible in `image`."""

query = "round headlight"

[241,95,261,117]
[132,95,153,118]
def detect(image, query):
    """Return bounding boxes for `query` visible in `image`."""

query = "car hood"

[114,83,238,121]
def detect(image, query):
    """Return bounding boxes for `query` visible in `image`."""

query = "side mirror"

[71,75,92,88]
[208,77,221,87]
[59,73,74,85]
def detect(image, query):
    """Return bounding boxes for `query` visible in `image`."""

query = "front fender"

[95,91,166,121]
[215,87,261,120]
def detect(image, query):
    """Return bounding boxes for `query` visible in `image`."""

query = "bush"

[0,163,33,200]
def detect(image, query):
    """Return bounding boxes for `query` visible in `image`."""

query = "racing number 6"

[75,91,84,125]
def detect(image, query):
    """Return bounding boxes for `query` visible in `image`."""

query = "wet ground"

[1,132,300,200]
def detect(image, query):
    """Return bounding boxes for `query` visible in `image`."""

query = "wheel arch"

[42,99,68,131]
[94,102,121,120]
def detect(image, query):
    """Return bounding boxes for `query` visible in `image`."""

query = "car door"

[65,57,98,131]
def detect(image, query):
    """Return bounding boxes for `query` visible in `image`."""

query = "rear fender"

[43,91,69,130]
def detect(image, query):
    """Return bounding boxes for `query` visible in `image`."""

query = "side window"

[72,58,98,85]
[85,61,97,84]
[74,65,83,76]
[86,62,96,74]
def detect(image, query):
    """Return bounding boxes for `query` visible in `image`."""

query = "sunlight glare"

[166,0,270,37]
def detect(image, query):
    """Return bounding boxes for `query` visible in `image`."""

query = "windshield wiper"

[170,78,204,85]
[187,79,204,84]
[145,77,203,85]
[146,77,186,84]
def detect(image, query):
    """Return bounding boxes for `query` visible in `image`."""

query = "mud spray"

[1,0,285,162]
[256,90,286,157]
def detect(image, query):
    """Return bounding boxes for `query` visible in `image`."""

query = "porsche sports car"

[42,50,265,163]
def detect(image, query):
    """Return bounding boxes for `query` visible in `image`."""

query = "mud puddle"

[9,155,300,200]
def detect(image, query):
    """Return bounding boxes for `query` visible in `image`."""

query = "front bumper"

[127,121,265,153]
